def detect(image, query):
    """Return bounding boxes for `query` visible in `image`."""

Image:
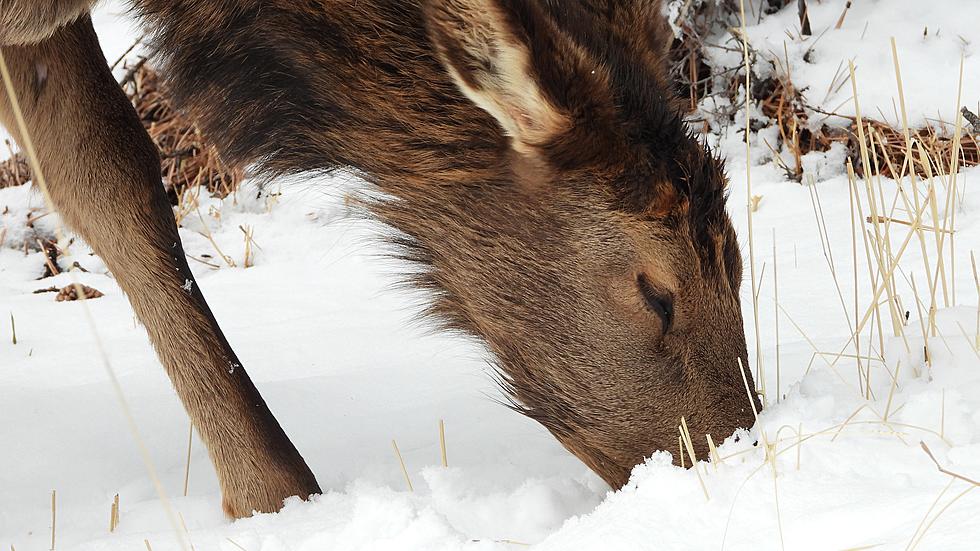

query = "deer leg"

[0,15,320,518]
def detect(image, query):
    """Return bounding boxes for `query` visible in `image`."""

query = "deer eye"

[637,273,673,331]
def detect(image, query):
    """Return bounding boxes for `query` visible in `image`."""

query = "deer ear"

[424,0,570,155]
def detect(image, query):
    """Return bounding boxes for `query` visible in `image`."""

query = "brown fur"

[2,0,759,516]
[0,0,92,45]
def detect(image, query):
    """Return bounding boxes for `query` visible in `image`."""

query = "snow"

[714,0,980,128]
[2,1,979,550]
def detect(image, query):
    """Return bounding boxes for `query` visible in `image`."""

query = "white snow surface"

[732,0,980,127]
[2,1,979,550]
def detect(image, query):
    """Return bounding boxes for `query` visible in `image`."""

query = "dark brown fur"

[2,0,759,516]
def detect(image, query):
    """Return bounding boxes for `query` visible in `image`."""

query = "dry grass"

[748,67,979,181]
[123,60,243,202]
[438,419,448,468]
[109,493,120,533]
[391,439,414,492]
[50,489,56,551]
[668,0,795,113]
[0,140,29,188]
[55,284,104,302]
[755,76,846,180]
[668,0,979,182]
[850,119,980,179]
[667,0,741,111]
[713,12,979,550]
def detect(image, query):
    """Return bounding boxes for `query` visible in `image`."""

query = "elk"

[0,0,759,518]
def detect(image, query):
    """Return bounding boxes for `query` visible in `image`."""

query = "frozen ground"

[2,1,979,550]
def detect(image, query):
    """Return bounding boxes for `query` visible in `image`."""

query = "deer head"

[404,0,761,487]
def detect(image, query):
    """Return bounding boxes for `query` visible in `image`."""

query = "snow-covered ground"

[2,1,979,549]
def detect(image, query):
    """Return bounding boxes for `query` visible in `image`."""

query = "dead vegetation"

[668,0,978,182]
[0,139,29,187]
[754,70,979,181]
[850,118,980,179]
[122,58,244,202]
[55,283,104,302]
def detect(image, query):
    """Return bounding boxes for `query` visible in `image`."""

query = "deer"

[0,0,760,518]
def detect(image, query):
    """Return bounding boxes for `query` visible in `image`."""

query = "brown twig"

[921,441,980,487]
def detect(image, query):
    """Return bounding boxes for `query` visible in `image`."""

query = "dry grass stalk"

[737,357,760,421]
[808,174,873,389]
[796,423,802,470]
[761,430,786,550]
[866,216,953,235]
[678,434,685,468]
[931,146,958,319]
[679,416,710,500]
[941,56,966,309]
[438,419,448,468]
[772,229,781,403]
[940,389,946,441]
[908,484,974,551]
[831,405,868,442]
[737,0,766,406]
[907,478,954,550]
[240,225,256,268]
[780,305,856,390]
[921,442,980,487]
[771,124,975,540]
[848,162,870,396]
[834,1,852,29]
[971,251,979,349]
[882,361,901,422]
[183,423,193,497]
[850,65,906,341]
[956,323,980,361]
[705,433,723,468]
[890,39,938,317]
[194,208,235,268]
[391,440,414,492]
[716,417,961,547]
[907,444,979,550]
[839,97,947,364]
[37,239,60,278]
[109,493,120,532]
[50,489,55,551]
[177,512,197,551]
[9,312,15,345]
